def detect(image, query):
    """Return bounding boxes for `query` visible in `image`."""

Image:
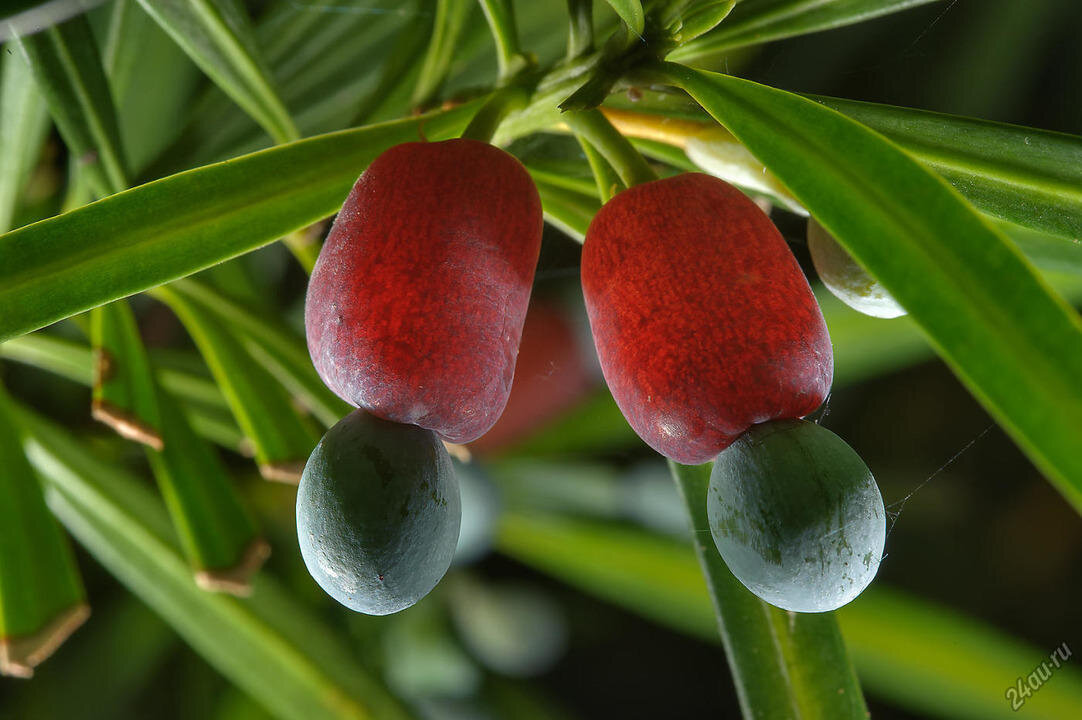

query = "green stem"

[564,108,658,188]
[668,461,869,719]
[566,0,594,58]
[460,84,532,144]
[476,0,527,81]
[576,135,623,202]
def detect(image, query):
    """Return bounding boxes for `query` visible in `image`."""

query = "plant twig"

[564,108,658,187]
[460,84,532,144]
[477,0,529,81]
[566,0,595,58]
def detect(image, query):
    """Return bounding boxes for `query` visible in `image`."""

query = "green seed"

[708,419,885,613]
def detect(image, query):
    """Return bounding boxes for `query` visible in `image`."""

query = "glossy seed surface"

[306,139,543,443]
[581,173,832,464]
[297,410,460,615]
[708,419,885,613]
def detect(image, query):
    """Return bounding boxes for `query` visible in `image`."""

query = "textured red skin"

[580,173,833,464]
[305,139,543,444]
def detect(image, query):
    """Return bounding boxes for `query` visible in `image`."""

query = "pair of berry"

[299,137,884,617]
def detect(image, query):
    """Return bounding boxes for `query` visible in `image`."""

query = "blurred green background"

[1,1,1080,718]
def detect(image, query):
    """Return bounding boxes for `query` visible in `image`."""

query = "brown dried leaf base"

[92,401,163,450]
[1,603,90,678]
[259,461,305,484]
[195,538,272,597]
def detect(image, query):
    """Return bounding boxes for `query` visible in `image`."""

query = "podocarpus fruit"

[580,173,832,465]
[305,138,544,444]
[296,410,460,615]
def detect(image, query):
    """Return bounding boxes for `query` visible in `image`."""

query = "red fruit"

[580,173,832,464]
[306,139,543,444]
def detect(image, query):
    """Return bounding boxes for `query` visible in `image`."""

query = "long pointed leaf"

[668,460,868,719]
[164,278,349,427]
[0,43,49,233]
[495,512,1082,720]
[812,95,1082,241]
[16,406,412,720]
[671,0,941,60]
[0,101,483,343]
[0,384,87,677]
[653,63,1082,512]
[154,286,319,482]
[147,386,268,593]
[90,301,162,448]
[14,13,128,196]
[134,0,297,144]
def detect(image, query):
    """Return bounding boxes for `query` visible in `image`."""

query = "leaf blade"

[154,285,319,482]
[18,407,411,720]
[671,0,942,59]
[812,95,1082,240]
[0,102,482,343]
[135,0,297,144]
[495,511,1082,720]
[668,461,868,719]
[0,42,49,233]
[0,384,87,677]
[658,63,1082,512]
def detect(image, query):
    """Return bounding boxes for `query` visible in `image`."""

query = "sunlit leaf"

[0,102,483,343]
[656,63,1082,512]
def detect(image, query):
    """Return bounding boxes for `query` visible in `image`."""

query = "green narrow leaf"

[813,95,1082,241]
[670,0,941,60]
[104,0,201,173]
[16,406,412,720]
[0,384,87,678]
[154,286,319,482]
[532,177,600,241]
[413,0,476,107]
[602,94,1082,248]
[523,158,598,196]
[11,597,173,720]
[134,0,297,144]
[147,386,268,594]
[14,12,128,196]
[657,63,1082,512]
[90,301,163,449]
[668,461,868,719]
[164,278,350,427]
[496,511,1082,720]
[602,0,645,36]
[161,0,405,174]
[0,101,484,343]
[576,135,625,203]
[355,0,434,125]
[0,2,109,40]
[0,333,248,453]
[0,42,49,233]
[17,11,170,451]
